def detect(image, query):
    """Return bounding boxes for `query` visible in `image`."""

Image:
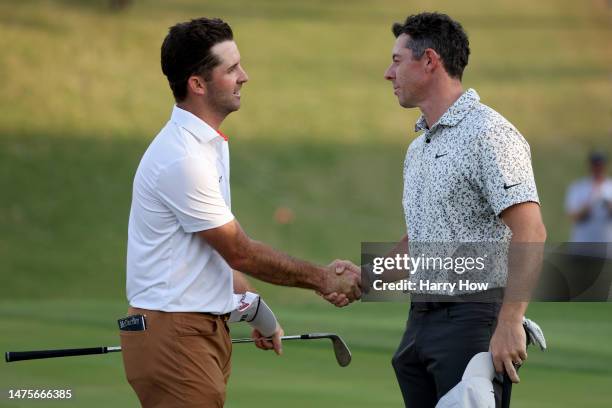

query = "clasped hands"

[317,260,362,307]
[250,259,360,355]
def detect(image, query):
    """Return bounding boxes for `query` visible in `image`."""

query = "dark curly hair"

[161,18,233,102]
[392,12,470,80]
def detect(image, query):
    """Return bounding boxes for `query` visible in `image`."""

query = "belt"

[212,312,231,321]
[410,288,504,311]
[128,307,231,321]
[179,311,231,322]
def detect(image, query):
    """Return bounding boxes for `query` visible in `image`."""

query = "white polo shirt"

[126,105,236,313]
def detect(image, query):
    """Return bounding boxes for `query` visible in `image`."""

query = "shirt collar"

[414,88,480,132]
[170,105,227,142]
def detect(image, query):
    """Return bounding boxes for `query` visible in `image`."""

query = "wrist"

[497,308,525,325]
[317,266,330,293]
[361,264,375,291]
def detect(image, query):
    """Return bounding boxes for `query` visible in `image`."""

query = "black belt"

[410,288,504,311]
[204,312,231,321]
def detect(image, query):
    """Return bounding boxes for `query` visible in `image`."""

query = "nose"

[384,64,395,81]
[238,65,249,84]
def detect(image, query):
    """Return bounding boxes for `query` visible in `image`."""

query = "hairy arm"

[233,270,254,294]
[199,219,360,300]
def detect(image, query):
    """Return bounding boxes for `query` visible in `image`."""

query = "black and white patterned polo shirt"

[403,89,540,294]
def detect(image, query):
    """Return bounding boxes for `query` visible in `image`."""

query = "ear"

[422,48,441,73]
[186,75,207,97]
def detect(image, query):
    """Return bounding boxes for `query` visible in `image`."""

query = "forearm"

[199,221,329,293]
[362,235,410,287]
[500,224,546,321]
[233,239,326,292]
[386,235,410,282]
[233,270,255,293]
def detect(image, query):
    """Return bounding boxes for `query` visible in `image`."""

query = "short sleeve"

[478,126,540,216]
[156,155,234,233]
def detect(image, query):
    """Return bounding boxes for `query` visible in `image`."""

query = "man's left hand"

[252,325,284,355]
[489,319,527,383]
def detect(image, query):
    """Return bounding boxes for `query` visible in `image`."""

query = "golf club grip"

[6,347,109,362]
[501,372,512,408]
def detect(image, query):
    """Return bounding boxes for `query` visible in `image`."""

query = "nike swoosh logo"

[435,153,448,159]
[504,182,522,190]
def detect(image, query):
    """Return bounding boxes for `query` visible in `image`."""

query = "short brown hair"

[161,18,233,101]
[392,12,470,80]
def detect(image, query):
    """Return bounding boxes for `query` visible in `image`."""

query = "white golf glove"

[523,317,546,351]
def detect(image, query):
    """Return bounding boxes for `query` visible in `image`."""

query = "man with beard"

[121,17,361,408]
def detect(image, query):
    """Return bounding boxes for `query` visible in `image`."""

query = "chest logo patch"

[503,182,522,190]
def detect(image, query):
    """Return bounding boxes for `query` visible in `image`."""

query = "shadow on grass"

[0,132,405,299]
[0,131,591,299]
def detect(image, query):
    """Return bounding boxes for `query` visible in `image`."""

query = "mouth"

[233,89,241,97]
[393,87,400,95]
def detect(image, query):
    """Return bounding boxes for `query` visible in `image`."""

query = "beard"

[205,83,241,116]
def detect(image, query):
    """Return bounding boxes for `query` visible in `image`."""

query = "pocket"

[119,329,146,337]
[446,303,498,326]
[172,313,218,337]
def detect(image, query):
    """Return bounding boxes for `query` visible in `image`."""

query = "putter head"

[308,333,352,367]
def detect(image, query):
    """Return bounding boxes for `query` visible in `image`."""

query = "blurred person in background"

[556,151,612,301]
[565,151,612,243]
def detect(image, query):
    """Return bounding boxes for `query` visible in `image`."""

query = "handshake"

[318,260,362,308]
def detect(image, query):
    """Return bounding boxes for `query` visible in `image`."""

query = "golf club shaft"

[5,346,122,362]
[231,334,310,343]
[6,334,334,362]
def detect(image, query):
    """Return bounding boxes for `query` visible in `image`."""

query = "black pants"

[392,301,502,408]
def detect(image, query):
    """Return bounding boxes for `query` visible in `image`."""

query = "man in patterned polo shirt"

[383,13,547,407]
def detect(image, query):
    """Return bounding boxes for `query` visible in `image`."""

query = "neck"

[177,99,226,130]
[419,78,464,128]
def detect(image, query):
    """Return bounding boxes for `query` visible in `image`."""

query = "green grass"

[2,301,612,407]
[1,0,612,407]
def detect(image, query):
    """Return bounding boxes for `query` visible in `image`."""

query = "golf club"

[500,318,547,408]
[232,333,351,367]
[5,332,351,367]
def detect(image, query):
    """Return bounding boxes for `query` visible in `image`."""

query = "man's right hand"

[319,260,361,307]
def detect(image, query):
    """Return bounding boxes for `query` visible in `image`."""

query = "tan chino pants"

[120,307,232,408]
